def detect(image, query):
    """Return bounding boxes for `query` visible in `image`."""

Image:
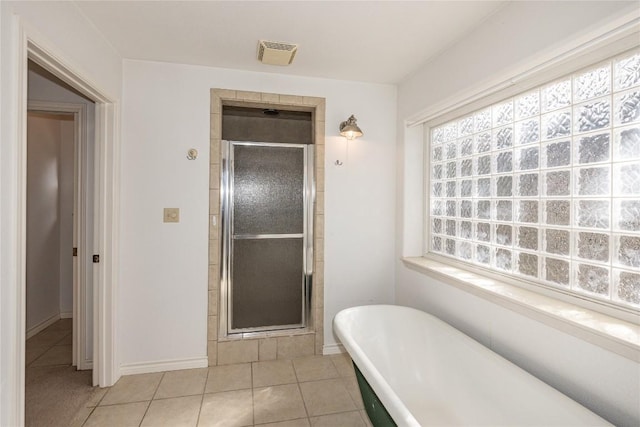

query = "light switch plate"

[164,208,180,223]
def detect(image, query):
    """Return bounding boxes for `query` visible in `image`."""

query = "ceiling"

[74,1,507,84]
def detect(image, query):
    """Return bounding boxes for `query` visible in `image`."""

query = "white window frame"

[418,27,640,328]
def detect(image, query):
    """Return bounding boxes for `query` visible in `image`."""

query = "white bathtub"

[333,305,611,426]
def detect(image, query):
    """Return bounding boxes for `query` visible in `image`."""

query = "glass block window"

[428,49,640,309]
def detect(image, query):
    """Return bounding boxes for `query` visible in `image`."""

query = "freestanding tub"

[333,305,611,427]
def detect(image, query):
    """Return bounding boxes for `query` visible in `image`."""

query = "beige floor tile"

[360,410,373,427]
[50,318,72,331]
[310,411,366,426]
[84,401,149,427]
[100,372,163,405]
[30,344,72,367]
[86,387,109,407]
[292,356,339,383]
[155,368,208,399]
[25,345,49,366]
[256,418,310,427]
[69,407,93,427]
[26,328,70,349]
[252,360,296,387]
[206,363,252,393]
[198,389,253,427]
[299,379,356,417]
[141,395,202,427]
[342,377,364,409]
[330,353,355,377]
[56,333,73,345]
[253,384,308,425]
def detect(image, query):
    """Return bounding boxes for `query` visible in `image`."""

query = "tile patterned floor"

[26,318,73,367]
[76,353,372,427]
[26,319,101,427]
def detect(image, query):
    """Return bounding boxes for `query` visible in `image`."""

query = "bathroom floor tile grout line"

[292,358,311,422]
[83,388,107,427]
[52,332,71,347]
[92,397,151,407]
[26,330,72,368]
[136,371,164,427]
[140,392,203,401]
[195,367,210,427]
[79,382,104,427]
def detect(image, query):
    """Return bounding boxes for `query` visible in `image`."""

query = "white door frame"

[27,101,93,371]
[25,34,120,388]
[4,17,120,426]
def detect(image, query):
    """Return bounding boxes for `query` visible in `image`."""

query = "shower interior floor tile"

[77,353,373,427]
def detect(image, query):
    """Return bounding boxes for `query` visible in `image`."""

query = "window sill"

[402,256,640,362]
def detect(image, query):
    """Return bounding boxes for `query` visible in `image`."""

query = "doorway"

[25,62,97,424]
[27,60,96,373]
[25,110,75,348]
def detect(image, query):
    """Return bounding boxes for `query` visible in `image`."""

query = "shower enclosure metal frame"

[220,140,315,336]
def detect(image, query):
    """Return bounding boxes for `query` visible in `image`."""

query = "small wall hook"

[334,160,343,166]
[187,148,198,160]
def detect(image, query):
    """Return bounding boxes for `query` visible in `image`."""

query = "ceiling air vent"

[257,40,298,66]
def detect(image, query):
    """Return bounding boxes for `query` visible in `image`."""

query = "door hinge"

[73,247,78,257]
[93,254,100,263]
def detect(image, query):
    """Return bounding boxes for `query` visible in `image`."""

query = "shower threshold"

[219,328,314,342]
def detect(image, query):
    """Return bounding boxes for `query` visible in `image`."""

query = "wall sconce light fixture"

[339,115,363,140]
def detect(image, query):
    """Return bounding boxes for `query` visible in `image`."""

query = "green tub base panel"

[353,363,397,427]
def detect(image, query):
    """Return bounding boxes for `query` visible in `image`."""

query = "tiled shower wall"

[208,89,326,366]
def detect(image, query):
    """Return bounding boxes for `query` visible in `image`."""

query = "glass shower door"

[222,141,313,333]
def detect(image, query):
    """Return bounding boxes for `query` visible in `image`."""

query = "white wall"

[26,113,63,331]
[120,59,397,366]
[25,113,73,328]
[395,2,640,426]
[3,2,122,98]
[1,2,121,424]
[58,120,74,316]
[398,1,639,121]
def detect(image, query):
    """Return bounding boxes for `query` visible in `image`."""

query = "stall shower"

[215,105,317,339]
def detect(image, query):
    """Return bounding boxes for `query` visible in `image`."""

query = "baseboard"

[120,356,209,376]
[26,313,61,339]
[60,311,73,319]
[322,343,346,355]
